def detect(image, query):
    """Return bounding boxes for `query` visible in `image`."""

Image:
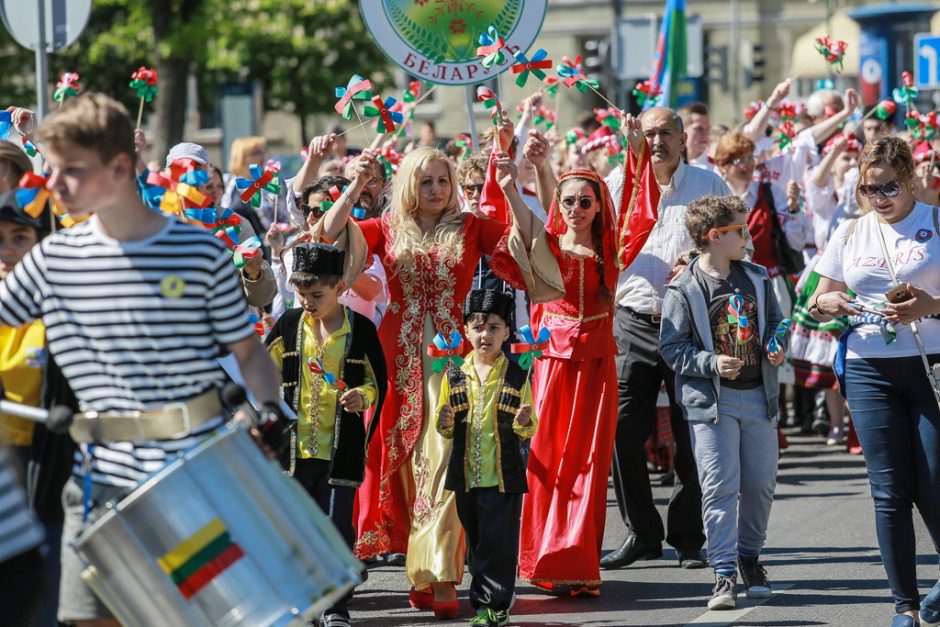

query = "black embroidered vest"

[444,358,529,494]
[265,307,387,486]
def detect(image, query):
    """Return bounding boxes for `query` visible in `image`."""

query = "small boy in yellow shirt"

[437,289,537,627]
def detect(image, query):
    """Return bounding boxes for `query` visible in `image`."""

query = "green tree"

[0,0,390,161]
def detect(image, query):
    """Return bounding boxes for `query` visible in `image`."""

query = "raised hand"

[523,129,550,171]
[619,111,644,156]
[492,151,519,191]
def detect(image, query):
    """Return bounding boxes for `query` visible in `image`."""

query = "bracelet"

[812,293,829,316]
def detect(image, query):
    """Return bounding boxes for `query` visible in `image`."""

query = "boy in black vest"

[437,289,537,627]
[265,242,386,627]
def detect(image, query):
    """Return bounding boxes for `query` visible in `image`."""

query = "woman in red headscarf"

[490,116,660,593]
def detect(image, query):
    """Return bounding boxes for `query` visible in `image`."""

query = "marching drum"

[72,423,361,627]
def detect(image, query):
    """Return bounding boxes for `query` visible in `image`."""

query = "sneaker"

[921,580,940,626]
[320,613,351,627]
[890,615,917,627]
[707,572,737,610]
[826,428,845,446]
[738,555,772,599]
[469,608,509,627]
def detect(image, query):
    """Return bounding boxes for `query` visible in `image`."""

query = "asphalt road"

[347,429,937,627]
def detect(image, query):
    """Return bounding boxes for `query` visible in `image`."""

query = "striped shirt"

[0,449,44,563]
[0,216,254,487]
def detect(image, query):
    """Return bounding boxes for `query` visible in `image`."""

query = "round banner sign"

[360,0,548,86]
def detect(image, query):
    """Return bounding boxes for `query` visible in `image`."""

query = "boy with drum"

[265,242,387,627]
[0,94,284,626]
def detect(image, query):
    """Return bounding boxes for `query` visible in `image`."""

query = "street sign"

[915,33,940,89]
[0,0,91,52]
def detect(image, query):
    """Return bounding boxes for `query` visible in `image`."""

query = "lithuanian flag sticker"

[157,518,244,599]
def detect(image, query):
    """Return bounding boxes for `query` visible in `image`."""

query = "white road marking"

[684,583,795,626]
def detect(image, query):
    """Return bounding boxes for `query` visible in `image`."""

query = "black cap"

[464,289,514,325]
[292,242,345,277]
[0,191,44,232]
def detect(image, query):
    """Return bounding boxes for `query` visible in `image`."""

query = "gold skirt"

[405,315,466,588]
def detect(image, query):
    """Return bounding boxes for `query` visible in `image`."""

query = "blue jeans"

[690,386,779,571]
[845,356,940,614]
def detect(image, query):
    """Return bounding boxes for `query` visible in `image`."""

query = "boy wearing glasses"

[659,195,789,610]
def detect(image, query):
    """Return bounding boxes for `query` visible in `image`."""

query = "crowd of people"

[0,71,939,627]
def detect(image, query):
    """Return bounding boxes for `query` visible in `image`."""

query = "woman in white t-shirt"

[809,137,940,627]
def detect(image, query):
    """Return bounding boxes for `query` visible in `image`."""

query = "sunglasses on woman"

[859,181,902,198]
[710,223,750,238]
[461,183,483,196]
[560,196,595,210]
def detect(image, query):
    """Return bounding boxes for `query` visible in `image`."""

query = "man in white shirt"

[602,107,730,571]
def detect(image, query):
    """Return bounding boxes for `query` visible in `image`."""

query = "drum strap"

[82,444,93,522]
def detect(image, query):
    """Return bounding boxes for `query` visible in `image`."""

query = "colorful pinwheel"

[892,71,919,109]
[544,76,560,98]
[214,225,241,250]
[557,64,599,94]
[874,99,897,121]
[53,73,81,103]
[307,358,348,391]
[248,313,265,336]
[229,235,262,269]
[536,106,557,130]
[594,107,621,132]
[147,169,212,215]
[363,95,403,134]
[510,325,551,370]
[743,100,763,122]
[607,138,625,166]
[476,87,505,126]
[319,185,365,220]
[814,36,848,73]
[476,26,507,69]
[15,173,53,218]
[235,164,279,208]
[20,136,37,158]
[777,120,797,150]
[767,319,792,354]
[403,80,423,103]
[334,74,373,120]
[183,207,241,231]
[632,80,662,107]
[726,295,751,356]
[129,67,159,102]
[511,49,553,88]
[777,101,802,122]
[426,331,464,373]
[565,127,585,146]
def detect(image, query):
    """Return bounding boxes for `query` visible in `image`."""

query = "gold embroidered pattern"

[543,311,610,322]
[468,372,486,487]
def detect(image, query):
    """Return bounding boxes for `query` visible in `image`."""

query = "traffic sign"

[915,33,940,89]
[0,0,91,52]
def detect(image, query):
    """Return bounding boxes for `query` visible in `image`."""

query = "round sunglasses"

[859,180,902,198]
[560,196,595,211]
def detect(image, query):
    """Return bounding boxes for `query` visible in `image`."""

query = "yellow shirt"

[268,310,377,460]
[436,351,537,489]
[0,320,46,446]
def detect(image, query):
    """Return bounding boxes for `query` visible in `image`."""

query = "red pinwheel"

[363,95,404,134]
[777,120,797,150]
[229,235,262,269]
[511,49,553,87]
[511,325,551,371]
[594,107,621,131]
[427,331,464,372]
[214,225,240,250]
[307,358,348,390]
[54,73,81,103]
[544,76,560,98]
[16,173,54,218]
[777,101,801,122]
[534,106,556,130]
[476,26,506,69]
[248,313,265,336]
[403,80,423,103]
[813,35,848,73]
[477,87,505,126]
[632,80,662,107]
[235,164,279,208]
[743,100,763,122]
[565,127,585,146]
[874,99,897,121]
[146,167,212,215]
[892,71,919,109]
[557,63,599,94]
[129,67,159,102]
[320,184,365,220]
[183,207,241,231]
[335,74,373,120]
[561,55,583,72]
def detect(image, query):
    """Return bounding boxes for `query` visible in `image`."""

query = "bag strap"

[845,218,858,243]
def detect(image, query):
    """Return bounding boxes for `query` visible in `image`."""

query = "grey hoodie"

[659,257,788,423]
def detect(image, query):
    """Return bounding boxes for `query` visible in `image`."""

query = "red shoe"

[431,598,459,619]
[777,427,789,450]
[570,585,601,598]
[846,419,862,455]
[408,587,433,610]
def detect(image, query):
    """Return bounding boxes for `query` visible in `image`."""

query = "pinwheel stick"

[136,97,145,130]
[336,119,371,138]
[353,104,371,145]
[409,84,438,109]
[587,84,619,111]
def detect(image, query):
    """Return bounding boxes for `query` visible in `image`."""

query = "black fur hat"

[463,288,514,325]
[292,242,345,277]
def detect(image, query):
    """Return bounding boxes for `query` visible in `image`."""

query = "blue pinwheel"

[363,95,404,134]
[511,49,553,88]
[511,325,551,370]
[427,331,464,372]
[307,358,348,390]
[767,319,793,354]
[476,26,506,69]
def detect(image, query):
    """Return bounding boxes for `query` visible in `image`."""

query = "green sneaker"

[469,608,510,626]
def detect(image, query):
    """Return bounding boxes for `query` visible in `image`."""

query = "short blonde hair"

[389,147,464,269]
[35,93,135,168]
[228,136,266,178]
